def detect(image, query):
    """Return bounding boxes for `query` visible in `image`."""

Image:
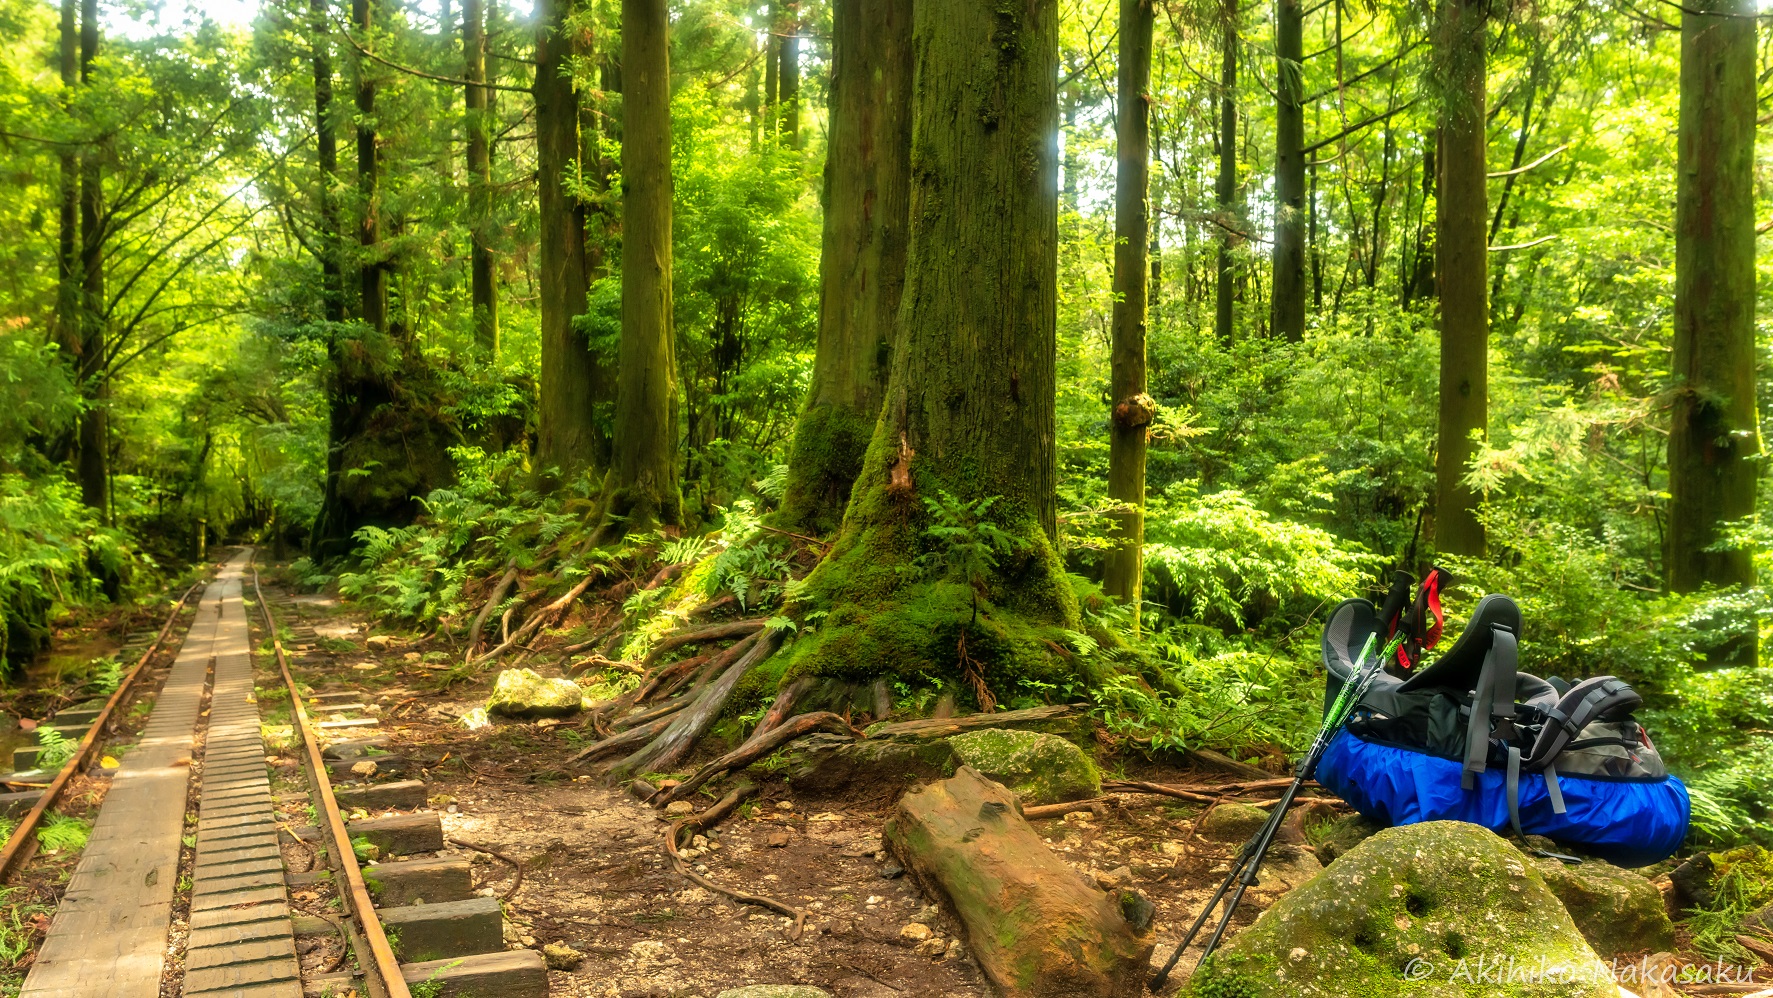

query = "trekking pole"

[1150,615,1407,991]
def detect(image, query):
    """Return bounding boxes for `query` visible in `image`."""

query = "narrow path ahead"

[22,550,300,998]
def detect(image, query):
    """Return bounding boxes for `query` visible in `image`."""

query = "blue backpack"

[1312,591,1690,867]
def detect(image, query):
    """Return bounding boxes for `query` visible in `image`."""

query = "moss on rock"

[1199,802,1272,843]
[1188,821,1614,998]
[948,728,1100,805]
[486,668,585,718]
[1529,853,1674,957]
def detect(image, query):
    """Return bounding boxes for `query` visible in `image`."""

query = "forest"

[2,0,1773,991]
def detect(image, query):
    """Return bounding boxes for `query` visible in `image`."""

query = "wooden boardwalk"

[21,550,300,998]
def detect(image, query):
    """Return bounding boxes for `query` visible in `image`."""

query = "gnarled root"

[661,710,857,804]
[606,629,784,782]
[663,780,805,941]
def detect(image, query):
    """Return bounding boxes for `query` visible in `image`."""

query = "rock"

[1197,802,1272,843]
[900,922,933,941]
[1094,866,1135,891]
[541,940,584,970]
[910,904,940,924]
[714,989,832,998]
[878,862,904,879]
[886,767,1152,996]
[1252,843,1322,892]
[1530,853,1675,956]
[762,732,960,795]
[915,936,947,957]
[1311,813,1382,864]
[1668,852,1715,911]
[1188,820,1613,998]
[664,801,695,817]
[947,728,1101,805]
[486,669,585,719]
[350,760,378,778]
[366,634,395,651]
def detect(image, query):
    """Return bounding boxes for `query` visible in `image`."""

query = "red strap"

[1422,570,1445,649]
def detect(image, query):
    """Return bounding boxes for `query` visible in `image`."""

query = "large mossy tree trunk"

[603,0,682,532]
[76,0,106,518]
[1213,0,1237,344]
[784,0,1084,702]
[1104,0,1152,629]
[1433,0,1488,557]
[535,0,610,483]
[1669,0,1757,644]
[776,0,912,537]
[1270,0,1305,343]
[464,0,498,357]
[354,0,387,334]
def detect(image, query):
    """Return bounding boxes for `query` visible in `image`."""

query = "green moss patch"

[948,728,1100,805]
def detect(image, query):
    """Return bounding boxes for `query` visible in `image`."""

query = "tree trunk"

[354,0,387,333]
[55,0,78,364]
[776,0,912,536]
[1669,0,1757,605]
[1215,0,1237,344]
[789,0,1078,699]
[604,0,682,532]
[1105,0,1153,629]
[778,1,801,149]
[1433,0,1487,556]
[464,0,498,357]
[1270,0,1305,342]
[535,0,611,482]
[76,0,106,516]
[312,0,343,323]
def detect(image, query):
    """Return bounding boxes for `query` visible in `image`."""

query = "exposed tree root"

[638,618,767,671]
[753,676,814,737]
[568,710,679,764]
[448,837,525,899]
[606,629,784,781]
[611,695,689,731]
[663,780,806,941]
[661,710,857,804]
[466,561,519,656]
[470,572,599,667]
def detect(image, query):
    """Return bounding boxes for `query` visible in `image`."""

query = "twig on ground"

[448,837,525,899]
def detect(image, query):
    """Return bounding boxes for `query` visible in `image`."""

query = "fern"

[36,815,90,854]
[35,728,77,770]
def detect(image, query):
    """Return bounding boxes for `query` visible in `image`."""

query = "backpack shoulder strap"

[1525,675,1642,770]
[1463,624,1518,790]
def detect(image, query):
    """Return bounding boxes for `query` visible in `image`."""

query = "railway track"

[251,567,549,997]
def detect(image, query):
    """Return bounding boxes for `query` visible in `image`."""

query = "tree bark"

[789,0,1078,696]
[604,0,682,532]
[1105,0,1153,629]
[535,0,611,482]
[312,0,343,325]
[778,1,801,149]
[55,0,78,365]
[464,0,499,357]
[354,0,387,333]
[1668,0,1757,606]
[1270,0,1305,342]
[1214,0,1237,344]
[76,0,106,516]
[777,0,912,536]
[1433,0,1488,556]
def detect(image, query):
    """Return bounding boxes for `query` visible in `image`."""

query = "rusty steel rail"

[251,566,412,998]
[0,576,206,883]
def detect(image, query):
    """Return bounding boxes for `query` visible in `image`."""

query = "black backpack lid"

[1398,593,1523,693]
[1321,597,1379,684]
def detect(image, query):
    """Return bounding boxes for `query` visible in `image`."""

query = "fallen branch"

[607,630,784,781]
[663,781,805,941]
[1023,798,1107,820]
[662,711,857,803]
[465,562,518,657]
[448,837,525,900]
[470,572,600,668]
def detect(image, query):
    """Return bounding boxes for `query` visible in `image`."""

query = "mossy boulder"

[1199,802,1272,843]
[1188,820,1613,998]
[948,728,1100,805]
[1313,813,1384,864]
[1529,853,1674,956]
[761,731,960,794]
[486,669,585,719]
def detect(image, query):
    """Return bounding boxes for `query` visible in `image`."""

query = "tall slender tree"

[55,0,78,364]
[778,1,801,149]
[1434,0,1488,555]
[1668,0,1757,614]
[311,0,343,324]
[464,0,498,356]
[354,0,387,333]
[605,0,682,531]
[777,0,912,536]
[1270,0,1305,342]
[1214,0,1237,343]
[1106,0,1153,627]
[785,0,1081,696]
[76,0,105,515]
[535,0,610,481]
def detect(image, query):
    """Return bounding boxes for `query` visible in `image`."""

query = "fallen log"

[886,767,1154,996]
[866,703,1088,741]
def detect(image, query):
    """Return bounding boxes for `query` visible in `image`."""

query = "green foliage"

[0,473,140,671]
[0,886,49,967]
[34,727,76,770]
[35,815,90,855]
[1681,847,1773,962]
